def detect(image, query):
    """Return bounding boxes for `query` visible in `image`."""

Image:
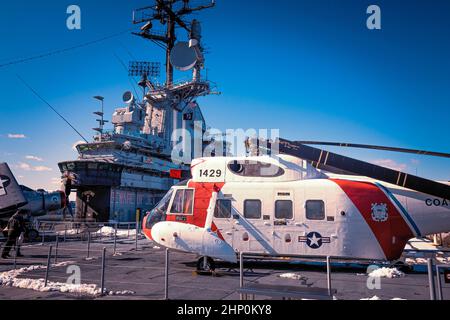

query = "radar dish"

[122,91,135,104]
[170,42,197,71]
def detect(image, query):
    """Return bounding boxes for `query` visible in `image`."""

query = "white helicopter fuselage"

[144,155,450,263]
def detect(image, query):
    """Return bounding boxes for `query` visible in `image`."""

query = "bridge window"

[306,200,325,221]
[214,199,232,219]
[170,189,194,215]
[88,163,98,170]
[275,200,293,220]
[244,200,262,219]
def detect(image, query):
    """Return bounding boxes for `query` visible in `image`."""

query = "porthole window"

[306,200,325,221]
[244,200,262,219]
[214,200,232,219]
[275,200,293,220]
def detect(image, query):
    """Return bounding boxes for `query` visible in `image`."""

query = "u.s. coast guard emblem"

[371,203,388,222]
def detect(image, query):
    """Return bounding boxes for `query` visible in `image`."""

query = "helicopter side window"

[275,200,293,220]
[306,200,325,221]
[170,189,194,215]
[244,200,262,219]
[214,200,232,219]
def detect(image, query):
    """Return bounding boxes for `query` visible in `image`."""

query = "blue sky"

[0,0,449,191]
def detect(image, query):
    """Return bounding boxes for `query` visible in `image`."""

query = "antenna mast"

[132,0,215,87]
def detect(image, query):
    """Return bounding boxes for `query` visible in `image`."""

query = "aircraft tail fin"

[0,163,27,213]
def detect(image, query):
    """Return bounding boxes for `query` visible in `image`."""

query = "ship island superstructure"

[58,1,223,223]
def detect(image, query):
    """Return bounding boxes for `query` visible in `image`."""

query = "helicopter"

[141,138,450,271]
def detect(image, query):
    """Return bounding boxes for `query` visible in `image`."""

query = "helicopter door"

[232,199,271,254]
[301,187,338,255]
[272,191,299,255]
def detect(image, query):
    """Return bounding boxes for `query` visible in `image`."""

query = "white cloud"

[16,162,53,172]
[72,140,85,151]
[33,166,53,172]
[51,177,61,185]
[371,159,408,172]
[17,162,32,171]
[2,152,15,156]
[25,155,43,162]
[7,134,26,139]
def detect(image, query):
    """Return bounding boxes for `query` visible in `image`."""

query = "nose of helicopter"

[142,215,154,241]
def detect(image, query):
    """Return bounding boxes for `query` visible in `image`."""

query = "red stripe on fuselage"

[331,179,413,261]
[165,181,226,240]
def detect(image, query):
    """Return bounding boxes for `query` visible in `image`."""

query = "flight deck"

[0,232,448,300]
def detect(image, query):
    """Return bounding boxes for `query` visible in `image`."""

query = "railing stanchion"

[87,232,91,259]
[164,248,169,300]
[13,238,19,269]
[239,252,244,300]
[427,258,436,300]
[100,247,106,296]
[55,234,59,264]
[113,224,117,255]
[135,223,138,251]
[44,245,53,287]
[436,265,443,300]
[326,256,332,297]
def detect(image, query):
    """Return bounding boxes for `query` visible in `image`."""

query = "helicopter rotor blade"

[273,138,450,200]
[295,141,450,159]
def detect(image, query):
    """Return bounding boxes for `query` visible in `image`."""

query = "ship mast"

[132,0,215,87]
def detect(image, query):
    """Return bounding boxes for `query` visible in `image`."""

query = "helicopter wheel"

[390,260,412,273]
[197,257,216,272]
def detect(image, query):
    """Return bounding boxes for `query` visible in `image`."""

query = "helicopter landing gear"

[196,256,216,273]
[390,260,413,273]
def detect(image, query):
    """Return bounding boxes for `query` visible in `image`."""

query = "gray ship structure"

[58,1,223,223]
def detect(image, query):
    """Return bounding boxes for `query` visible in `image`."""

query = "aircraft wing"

[0,162,27,214]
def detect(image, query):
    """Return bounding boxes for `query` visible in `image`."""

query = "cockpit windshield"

[145,189,174,229]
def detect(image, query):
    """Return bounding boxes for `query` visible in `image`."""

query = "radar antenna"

[128,61,161,95]
[132,0,215,86]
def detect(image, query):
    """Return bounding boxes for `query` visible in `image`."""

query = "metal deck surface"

[0,235,449,300]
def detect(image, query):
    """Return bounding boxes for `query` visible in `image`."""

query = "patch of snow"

[84,257,97,261]
[108,290,135,296]
[56,227,136,238]
[279,273,306,281]
[368,267,405,279]
[361,296,381,300]
[56,229,80,236]
[153,246,161,250]
[405,254,450,265]
[436,256,450,264]
[361,296,407,301]
[405,257,429,265]
[96,227,136,237]
[0,262,134,297]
